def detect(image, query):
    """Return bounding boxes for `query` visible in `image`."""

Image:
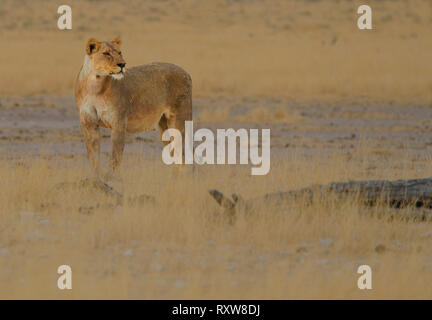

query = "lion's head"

[85,37,126,79]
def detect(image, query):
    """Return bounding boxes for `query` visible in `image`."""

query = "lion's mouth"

[111,68,125,76]
[111,71,125,80]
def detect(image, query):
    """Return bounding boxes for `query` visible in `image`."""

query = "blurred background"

[1,0,431,103]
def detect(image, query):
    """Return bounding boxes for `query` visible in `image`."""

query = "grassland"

[1,0,432,299]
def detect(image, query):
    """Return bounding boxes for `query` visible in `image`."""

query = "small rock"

[277,249,290,257]
[78,206,93,215]
[375,244,386,254]
[37,218,50,225]
[393,241,405,249]
[318,258,329,265]
[320,238,333,247]
[0,248,9,256]
[19,211,34,218]
[173,280,185,289]
[257,256,268,264]
[26,230,45,241]
[226,262,236,271]
[421,231,432,239]
[296,246,308,254]
[123,249,133,256]
[151,263,164,272]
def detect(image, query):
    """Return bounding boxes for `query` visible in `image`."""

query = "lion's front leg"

[81,122,101,178]
[110,127,126,173]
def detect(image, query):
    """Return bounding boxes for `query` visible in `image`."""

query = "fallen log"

[209,177,432,218]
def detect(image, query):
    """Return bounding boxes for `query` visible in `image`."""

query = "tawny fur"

[74,37,192,178]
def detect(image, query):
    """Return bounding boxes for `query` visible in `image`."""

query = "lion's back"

[125,62,191,88]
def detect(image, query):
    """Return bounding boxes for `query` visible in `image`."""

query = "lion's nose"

[117,63,126,68]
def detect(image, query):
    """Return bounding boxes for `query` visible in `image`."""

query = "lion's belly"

[126,108,164,133]
[80,95,165,133]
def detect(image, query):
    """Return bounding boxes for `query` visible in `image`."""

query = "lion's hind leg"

[157,113,170,146]
[167,98,192,162]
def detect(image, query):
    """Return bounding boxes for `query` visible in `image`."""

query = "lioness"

[74,37,192,180]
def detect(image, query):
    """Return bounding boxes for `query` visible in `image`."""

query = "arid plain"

[1,0,432,299]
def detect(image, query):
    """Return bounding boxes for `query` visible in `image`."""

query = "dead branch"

[209,177,432,216]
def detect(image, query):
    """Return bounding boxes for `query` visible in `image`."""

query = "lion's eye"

[103,52,111,56]
[118,51,122,55]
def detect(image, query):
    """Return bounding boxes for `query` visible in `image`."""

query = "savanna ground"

[1,0,432,299]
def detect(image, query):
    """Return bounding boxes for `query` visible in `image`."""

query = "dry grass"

[1,0,432,103]
[1,146,432,299]
[1,0,432,299]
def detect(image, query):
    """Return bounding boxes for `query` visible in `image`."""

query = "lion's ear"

[86,38,100,55]
[112,36,122,47]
